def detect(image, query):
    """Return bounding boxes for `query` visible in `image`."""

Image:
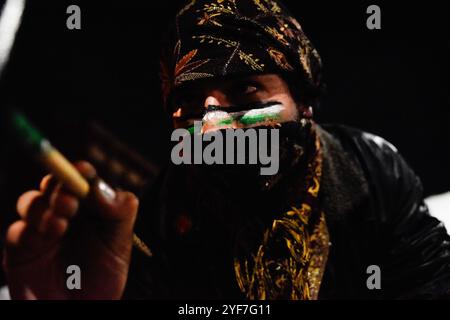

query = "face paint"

[185,101,293,134]
[174,101,310,192]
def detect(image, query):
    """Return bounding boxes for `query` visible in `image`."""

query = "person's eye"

[173,91,202,109]
[234,81,261,96]
[176,96,195,107]
[243,85,258,95]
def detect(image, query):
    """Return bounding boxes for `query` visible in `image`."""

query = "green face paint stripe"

[239,112,282,125]
[187,106,283,131]
[206,113,282,127]
[187,125,203,134]
[215,118,234,126]
[187,126,195,134]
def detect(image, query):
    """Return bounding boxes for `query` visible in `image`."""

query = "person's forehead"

[174,73,283,93]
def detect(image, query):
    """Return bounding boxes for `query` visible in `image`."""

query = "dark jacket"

[124,124,450,299]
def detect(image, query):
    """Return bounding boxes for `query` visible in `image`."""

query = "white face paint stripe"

[201,104,286,132]
[241,104,285,118]
[202,110,230,122]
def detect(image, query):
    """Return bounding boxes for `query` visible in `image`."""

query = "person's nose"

[203,90,229,109]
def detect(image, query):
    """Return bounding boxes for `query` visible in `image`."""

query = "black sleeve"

[360,133,450,299]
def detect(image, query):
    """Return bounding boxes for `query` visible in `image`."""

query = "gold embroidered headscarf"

[160,0,323,109]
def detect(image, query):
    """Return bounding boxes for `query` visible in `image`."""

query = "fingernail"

[97,180,116,201]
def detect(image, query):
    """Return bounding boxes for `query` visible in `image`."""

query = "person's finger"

[40,174,52,191]
[4,216,68,266]
[22,198,51,234]
[16,188,74,233]
[5,220,31,249]
[40,161,96,199]
[39,161,95,220]
[36,213,69,239]
[42,179,60,206]
[16,191,47,220]
[73,161,97,181]
[4,220,43,265]
[50,190,79,220]
[39,174,57,193]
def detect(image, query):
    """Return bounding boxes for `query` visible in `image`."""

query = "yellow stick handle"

[38,141,152,257]
[39,144,90,198]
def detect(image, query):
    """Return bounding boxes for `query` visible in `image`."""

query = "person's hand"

[2,161,139,300]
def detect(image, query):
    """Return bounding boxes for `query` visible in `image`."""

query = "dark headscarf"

[160,0,323,108]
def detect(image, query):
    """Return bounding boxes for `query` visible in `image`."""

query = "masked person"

[3,0,450,300]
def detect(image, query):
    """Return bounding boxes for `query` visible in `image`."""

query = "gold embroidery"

[234,128,330,300]
[289,16,303,31]
[253,0,269,13]
[161,40,213,100]
[177,0,197,17]
[234,206,313,299]
[307,213,329,300]
[193,35,265,71]
[264,0,281,13]
[197,12,222,26]
[308,176,320,197]
[175,49,212,84]
[253,0,281,14]
[299,46,312,79]
[202,1,236,15]
[267,47,293,71]
[277,17,296,39]
[193,35,237,47]
[265,26,290,47]
[237,51,264,71]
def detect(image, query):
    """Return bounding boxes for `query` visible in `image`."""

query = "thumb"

[90,179,139,226]
[71,162,139,226]
[85,179,139,259]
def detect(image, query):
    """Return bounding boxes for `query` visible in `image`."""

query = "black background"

[0,0,449,287]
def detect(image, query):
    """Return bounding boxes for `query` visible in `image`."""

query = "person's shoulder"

[319,123,399,162]
[319,123,423,216]
[318,123,420,195]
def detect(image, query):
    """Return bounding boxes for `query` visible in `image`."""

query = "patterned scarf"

[234,124,329,300]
